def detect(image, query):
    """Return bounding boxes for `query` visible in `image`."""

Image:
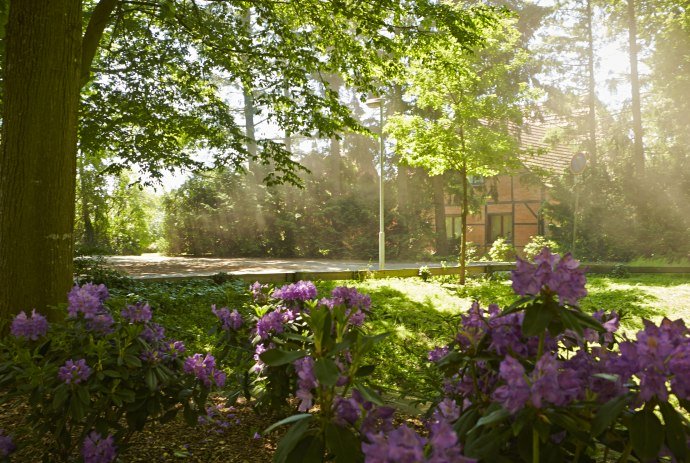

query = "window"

[445,216,462,238]
[488,214,513,243]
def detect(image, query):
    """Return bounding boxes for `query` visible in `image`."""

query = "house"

[443,119,577,255]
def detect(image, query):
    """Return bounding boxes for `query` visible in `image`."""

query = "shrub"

[522,235,561,260]
[418,248,690,462]
[0,284,220,461]
[487,237,516,262]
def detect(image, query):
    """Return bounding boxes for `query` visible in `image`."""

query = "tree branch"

[81,0,119,88]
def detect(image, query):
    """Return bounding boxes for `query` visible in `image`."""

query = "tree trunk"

[431,174,448,256]
[585,0,597,165]
[0,0,81,320]
[79,159,97,250]
[627,0,644,173]
[460,160,468,285]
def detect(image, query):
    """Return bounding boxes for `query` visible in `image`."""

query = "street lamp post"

[366,96,385,270]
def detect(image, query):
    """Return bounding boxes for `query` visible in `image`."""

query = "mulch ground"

[0,396,280,462]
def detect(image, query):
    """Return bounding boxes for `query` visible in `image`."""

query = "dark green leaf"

[629,408,664,462]
[264,413,313,435]
[145,369,158,391]
[355,365,376,377]
[354,384,384,406]
[569,310,605,332]
[474,407,510,429]
[274,416,313,463]
[659,402,688,462]
[314,358,340,387]
[592,394,629,437]
[325,423,363,463]
[52,384,69,410]
[522,305,554,337]
[260,349,307,367]
[286,434,324,463]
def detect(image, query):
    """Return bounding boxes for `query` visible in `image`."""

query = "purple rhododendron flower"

[252,343,269,373]
[0,429,15,458]
[160,340,186,360]
[212,305,243,331]
[86,312,115,334]
[511,248,587,305]
[428,346,450,363]
[272,281,317,302]
[10,309,48,340]
[363,424,427,463]
[82,431,117,463]
[250,282,269,303]
[493,356,530,413]
[256,310,285,339]
[68,283,109,319]
[183,353,226,388]
[58,358,92,385]
[334,395,361,426]
[121,302,152,323]
[294,356,317,411]
[140,323,166,343]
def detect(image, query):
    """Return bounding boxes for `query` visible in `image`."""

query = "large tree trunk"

[431,174,448,256]
[0,0,81,319]
[627,0,644,173]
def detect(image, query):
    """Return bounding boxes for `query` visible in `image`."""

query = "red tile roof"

[517,116,579,174]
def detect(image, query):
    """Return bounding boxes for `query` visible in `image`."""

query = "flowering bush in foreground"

[423,248,690,462]
[0,284,221,462]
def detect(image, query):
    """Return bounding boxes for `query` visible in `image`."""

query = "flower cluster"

[493,354,588,413]
[511,248,587,305]
[320,286,371,326]
[0,429,15,458]
[212,305,243,331]
[255,310,286,339]
[272,281,317,302]
[121,302,152,323]
[250,281,270,303]
[10,309,48,340]
[82,431,117,463]
[58,358,92,385]
[603,318,690,401]
[140,322,166,343]
[67,283,109,319]
[294,357,318,411]
[183,353,226,388]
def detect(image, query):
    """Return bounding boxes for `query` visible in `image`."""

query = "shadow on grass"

[581,279,663,328]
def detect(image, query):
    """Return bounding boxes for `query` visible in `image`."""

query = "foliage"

[522,235,560,260]
[162,164,434,260]
[0,284,220,461]
[73,256,133,289]
[487,237,516,262]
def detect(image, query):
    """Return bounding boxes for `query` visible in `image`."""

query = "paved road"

[105,253,457,278]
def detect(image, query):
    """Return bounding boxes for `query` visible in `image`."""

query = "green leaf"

[286,434,324,463]
[558,309,583,336]
[569,310,604,332]
[52,384,69,410]
[274,416,313,463]
[264,413,312,435]
[474,407,510,429]
[145,369,158,391]
[455,407,480,438]
[355,365,376,377]
[103,369,121,378]
[659,402,688,462]
[325,423,363,463]
[629,408,664,462]
[314,358,340,387]
[353,384,384,406]
[521,305,554,337]
[592,394,629,437]
[260,349,307,367]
